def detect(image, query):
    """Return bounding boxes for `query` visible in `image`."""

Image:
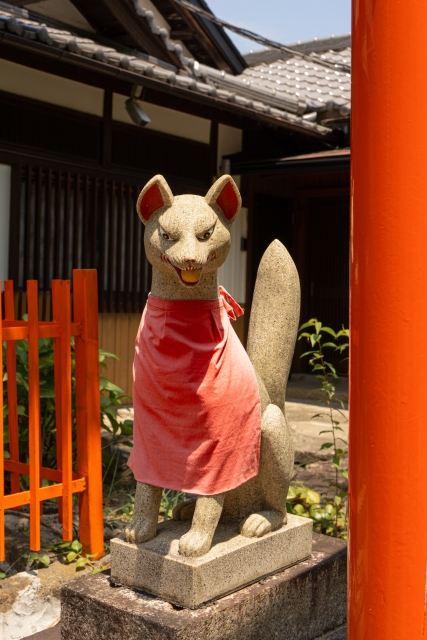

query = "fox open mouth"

[172,265,202,286]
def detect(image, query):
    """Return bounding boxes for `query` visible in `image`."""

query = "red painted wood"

[0,273,103,559]
[4,281,20,502]
[27,281,41,551]
[52,280,73,540]
[0,283,4,561]
[73,270,104,559]
[349,1,427,637]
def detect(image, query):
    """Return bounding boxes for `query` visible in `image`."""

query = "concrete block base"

[61,534,347,640]
[110,514,312,608]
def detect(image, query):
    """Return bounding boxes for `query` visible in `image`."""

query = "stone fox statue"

[125,174,300,558]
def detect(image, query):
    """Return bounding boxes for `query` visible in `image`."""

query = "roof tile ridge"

[131,0,197,74]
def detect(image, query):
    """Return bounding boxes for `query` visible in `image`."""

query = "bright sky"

[206,0,351,53]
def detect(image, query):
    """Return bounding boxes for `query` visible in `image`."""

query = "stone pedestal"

[110,514,312,608]
[61,534,347,640]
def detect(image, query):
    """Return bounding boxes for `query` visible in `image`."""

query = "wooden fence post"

[0,283,4,561]
[4,282,20,500]
[73,270,104,558]
[27,281,41,551]
[52,280,73,541]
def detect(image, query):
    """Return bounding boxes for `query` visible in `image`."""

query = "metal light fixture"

[125,85,151,127]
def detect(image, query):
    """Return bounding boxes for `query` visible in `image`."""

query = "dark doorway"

[251,193,294,287]
[307,196,350,372]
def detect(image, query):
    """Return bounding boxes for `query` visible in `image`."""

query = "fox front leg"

[125,482,162,544]
[179,494,225,557]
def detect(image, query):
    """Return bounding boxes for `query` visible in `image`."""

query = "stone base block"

[110,514,312,608]
[61,534,346,640]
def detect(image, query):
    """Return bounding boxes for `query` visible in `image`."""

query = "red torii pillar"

[349,1,427,638]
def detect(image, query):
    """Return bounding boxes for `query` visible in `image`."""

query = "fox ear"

[136,175,174,224]
[205,175,241,225]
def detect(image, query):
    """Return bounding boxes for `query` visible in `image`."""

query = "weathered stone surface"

[0,571,60,640]
[111,514,312,608]
[0,556,110,640]
[315,625,346,640]
[62,534,346,640]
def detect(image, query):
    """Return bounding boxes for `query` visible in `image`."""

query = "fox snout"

[138,174,242,289]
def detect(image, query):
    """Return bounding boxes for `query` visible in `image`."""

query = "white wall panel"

[218,207,247,303]
[0,59,104,116]
[112,93,211,144]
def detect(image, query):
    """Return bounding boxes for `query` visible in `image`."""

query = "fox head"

[137,174,241,290]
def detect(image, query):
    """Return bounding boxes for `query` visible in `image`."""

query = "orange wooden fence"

[0,270,104,561]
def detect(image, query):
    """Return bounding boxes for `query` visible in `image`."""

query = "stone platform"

[61,534,347,640]
[110,514,312,608]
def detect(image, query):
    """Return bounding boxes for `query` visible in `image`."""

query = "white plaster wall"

[217,124,243,176]
[112,93,211,144]
[0,165,11,284]
[0,59,104,116]
[218,207,247,303]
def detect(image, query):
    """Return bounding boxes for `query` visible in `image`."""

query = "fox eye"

[199,226,214,241]
[159,225,173,241]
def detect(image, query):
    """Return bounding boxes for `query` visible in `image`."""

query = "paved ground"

[286,399,348,464]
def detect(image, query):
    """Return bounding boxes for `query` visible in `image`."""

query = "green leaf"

[336,329,349,338]
[66,551,78,563]
[38,555,50,567]
[98,349,120,361]
[325,362,337,376]
[91,568,104,575]
[71,540,83,554]
[310,334,321,347]
[320,327,336,338]
[322,342,337,349]
[0,572,6,579]
[299,319,317,332]
[27,554,40,563]
[320,443,333,450]
[120,423,133,436]
[99,377,124,394]
[75,557,87,569]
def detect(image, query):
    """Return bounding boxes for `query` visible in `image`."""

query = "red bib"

[128,292,261,496]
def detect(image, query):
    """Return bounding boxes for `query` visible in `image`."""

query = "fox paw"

[124,518,157,544]
[240,511,285,538]
[179,529,212,557]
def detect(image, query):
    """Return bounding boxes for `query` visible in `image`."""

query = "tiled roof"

[0,3,332,136]
[240,40,351,116]
[244,34,351,66]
